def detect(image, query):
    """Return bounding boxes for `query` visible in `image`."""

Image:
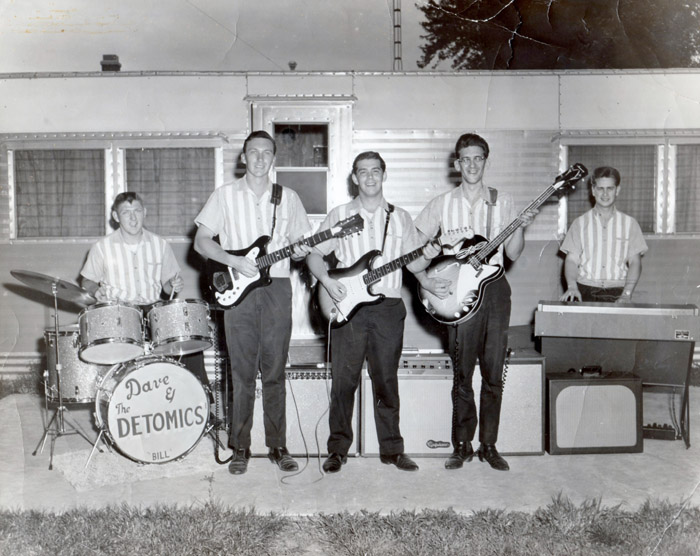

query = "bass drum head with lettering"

[95,355,209,464]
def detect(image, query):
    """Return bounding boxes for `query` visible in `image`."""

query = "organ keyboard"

[535,301,699,342]
[535,300,698,448]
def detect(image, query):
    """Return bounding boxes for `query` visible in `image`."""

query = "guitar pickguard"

[212,247,263,307]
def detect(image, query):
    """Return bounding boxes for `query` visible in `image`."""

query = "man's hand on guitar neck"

[290,243,312,262]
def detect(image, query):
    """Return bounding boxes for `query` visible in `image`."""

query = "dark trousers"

[328,297,406,456]
[448,275,511,446]
[578,283,623,303]
[223,278,292,450]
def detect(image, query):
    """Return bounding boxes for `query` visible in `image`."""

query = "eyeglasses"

[458,156,485,165]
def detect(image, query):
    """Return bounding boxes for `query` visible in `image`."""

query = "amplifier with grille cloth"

[250,366,359,457]
[361,350,545,456]
[547,372,643,455]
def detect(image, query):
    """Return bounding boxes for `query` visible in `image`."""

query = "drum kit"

[11,270,217,470]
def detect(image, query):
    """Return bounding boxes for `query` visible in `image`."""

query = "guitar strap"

[486,187,497,239]
[380,203,395,254]
[269,183,283,239]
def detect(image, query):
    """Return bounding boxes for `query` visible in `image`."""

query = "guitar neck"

[256,229,335,269]
[363,246,425,286]
[473,185,557,263]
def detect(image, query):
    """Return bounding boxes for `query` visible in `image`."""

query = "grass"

[0,497,699,556]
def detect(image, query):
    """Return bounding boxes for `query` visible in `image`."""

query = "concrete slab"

[0,392,698,515]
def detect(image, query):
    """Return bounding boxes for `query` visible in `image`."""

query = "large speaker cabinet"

[361,350,545,457]
[250,366,359,457]
[547,373,643,455]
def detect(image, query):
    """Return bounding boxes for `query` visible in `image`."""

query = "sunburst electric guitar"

[207,214,363,308]
[418,163,588,325]
[315,230,467,326]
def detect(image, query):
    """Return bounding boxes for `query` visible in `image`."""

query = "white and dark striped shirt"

[194,177,311,278]
[560,207,648,288]
[414,185,516,266]
[313,198,422,298]
[80,228,180,305]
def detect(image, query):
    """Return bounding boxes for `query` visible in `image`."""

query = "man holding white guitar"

[306,151,439,474]
[414,133,539,472]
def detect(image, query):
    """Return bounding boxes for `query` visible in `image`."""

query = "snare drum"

[95,355,210,464]
[79,302,144,365]
[44,325,111,403]
[147,299,212,356]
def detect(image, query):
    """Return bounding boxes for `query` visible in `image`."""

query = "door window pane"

[274,124,328,214]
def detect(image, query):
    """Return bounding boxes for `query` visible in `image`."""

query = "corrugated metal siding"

[352,129,562,241]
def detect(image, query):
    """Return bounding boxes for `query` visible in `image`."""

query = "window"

[566,145,656,233]
[675,144,700,233]
[13,149,105,238]
[273,124,328,215]
[125,147,216,237]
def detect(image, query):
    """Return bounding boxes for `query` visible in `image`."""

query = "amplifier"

[250,366,359,457]
[361,350,545,457]
[547,373,643,454]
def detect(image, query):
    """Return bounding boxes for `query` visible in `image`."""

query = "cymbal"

[11,270,96,308]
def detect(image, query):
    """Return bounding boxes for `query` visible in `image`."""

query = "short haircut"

[243,130,277,154]
[454,133,490,159]
[590,166,621,187]
[352,151,386,174]
[112,192,144,214]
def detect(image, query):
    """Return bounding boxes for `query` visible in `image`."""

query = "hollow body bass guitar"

[418,163,587,326]
[207,214,363,308]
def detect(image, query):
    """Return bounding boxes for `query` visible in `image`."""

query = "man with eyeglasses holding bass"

[414,133,538,472]
[559,166,647,304]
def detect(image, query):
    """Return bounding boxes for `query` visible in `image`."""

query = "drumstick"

[169,273,179,300]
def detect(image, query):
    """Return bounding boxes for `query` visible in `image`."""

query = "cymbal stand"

[32,281,99,470]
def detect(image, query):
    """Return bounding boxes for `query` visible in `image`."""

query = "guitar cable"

[279,312,335,484]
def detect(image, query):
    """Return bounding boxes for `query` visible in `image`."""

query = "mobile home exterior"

[1,70,699,375]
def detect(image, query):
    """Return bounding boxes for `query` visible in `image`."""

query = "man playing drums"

[79,192,208,383]
[80,192,183,305]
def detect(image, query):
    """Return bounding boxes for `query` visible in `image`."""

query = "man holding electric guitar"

[194,131,313,475]
[306,151,439,474]
[414,133,539,472]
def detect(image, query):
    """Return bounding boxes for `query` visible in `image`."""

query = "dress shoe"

[379,453,419,471]
[228,448,251,475]
[322,452,347,474]
[268,447,299,472]
[477,444,510,471]
[444,442,474,470]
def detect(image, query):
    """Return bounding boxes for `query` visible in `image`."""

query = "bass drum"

[95,355,209,464]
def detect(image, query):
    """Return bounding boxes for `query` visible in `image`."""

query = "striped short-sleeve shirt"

[560,208,648,288]
[80,228,180,305]
[194,177,312,278]
[313,198,422,298]
[414,186,515,266]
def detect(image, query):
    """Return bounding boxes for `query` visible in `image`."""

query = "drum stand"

[32,283,101,470]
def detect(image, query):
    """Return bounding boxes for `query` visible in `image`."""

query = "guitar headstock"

[553,163,588,192]
[436,227,475,249]
[331,213,364,238]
